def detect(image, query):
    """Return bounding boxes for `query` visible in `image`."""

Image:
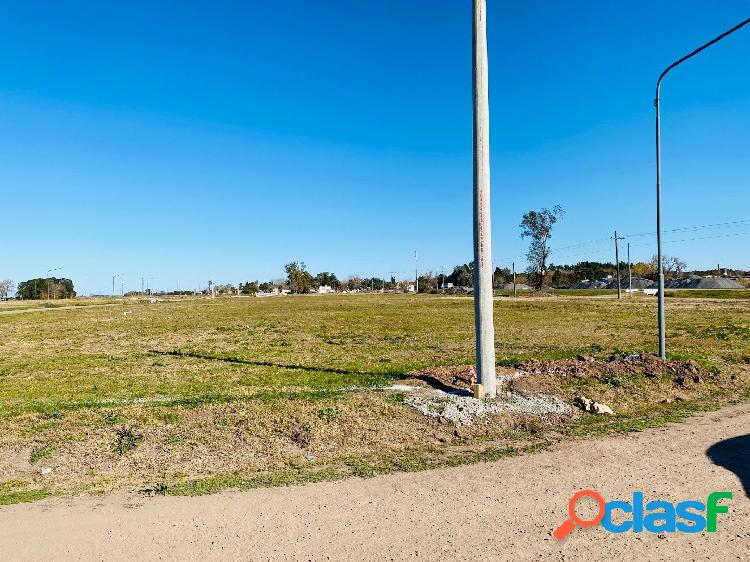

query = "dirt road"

[2,404,748,561]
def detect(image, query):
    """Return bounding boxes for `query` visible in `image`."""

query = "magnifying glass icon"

[553,490,606,540]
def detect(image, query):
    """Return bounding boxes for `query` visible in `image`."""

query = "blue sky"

[2,1,749,295]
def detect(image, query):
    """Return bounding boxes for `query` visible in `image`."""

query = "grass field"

[1,293,748,503]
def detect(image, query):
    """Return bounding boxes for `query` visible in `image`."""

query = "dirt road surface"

[2,404,748,561]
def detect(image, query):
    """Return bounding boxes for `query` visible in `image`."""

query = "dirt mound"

[518,353,705,383]
[418,353,710,394]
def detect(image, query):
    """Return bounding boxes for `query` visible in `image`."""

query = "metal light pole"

[472,0,496,398]
[112,274,121,297]
[46,267,61,300]
[654,16,750,360]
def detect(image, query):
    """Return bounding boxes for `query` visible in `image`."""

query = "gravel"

[404,390,571,426]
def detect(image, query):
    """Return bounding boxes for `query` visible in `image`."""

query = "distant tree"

[520,206,564,290]
[16,278,75,300]
[345,276,363,291]
[492,267,512,287]
[214,284,236,295]
[285,261,313,293]
[314,272,340,289]
[259,281,274,292]
[632,262,656,279]
[240,281,260,295]
[447,263,473,287]
[0,279,14,300]
[417,272,437,293]
[649,255,687,279]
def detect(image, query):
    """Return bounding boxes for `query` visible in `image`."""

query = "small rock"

[304,454,317,462]
[592,402,614,415]
[41,467,52,476]
[574,395,614,415]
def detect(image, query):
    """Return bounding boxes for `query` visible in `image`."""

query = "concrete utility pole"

[472,0,496,398]
[612,231,624,299]
[414,250,418,293]
[512,261,517,297]
[654,16,750,359]
[627,242,632,296]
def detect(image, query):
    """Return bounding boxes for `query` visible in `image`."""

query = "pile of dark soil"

[517,353,708,386]
[417,353,713,394]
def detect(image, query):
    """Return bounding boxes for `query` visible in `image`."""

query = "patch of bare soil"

[415,353,732,416]
[513,353,710,390]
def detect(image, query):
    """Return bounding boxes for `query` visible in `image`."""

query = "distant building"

[317,285,334,294]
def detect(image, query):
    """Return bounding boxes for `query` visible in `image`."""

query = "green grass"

[163,441,547,497]
[0,480,54,505]
[664,289,750,299]
[0,293,748,503]
[29,444,55,465]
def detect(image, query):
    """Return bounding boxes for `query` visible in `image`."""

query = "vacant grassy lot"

[1,294,748,502]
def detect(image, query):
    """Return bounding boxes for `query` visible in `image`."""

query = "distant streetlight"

[46,267,62,300]
[654,16,750,359]
[112,274,120,297]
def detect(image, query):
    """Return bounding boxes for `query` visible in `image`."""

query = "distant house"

[406,284,416,293]
[317,285,335,294]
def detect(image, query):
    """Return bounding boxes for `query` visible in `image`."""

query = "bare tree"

[0,279,14,300]
[650,255,687,279]
[520,206,564,290]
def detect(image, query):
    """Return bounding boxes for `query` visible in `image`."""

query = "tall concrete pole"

[613,231,622,299]
[627,242,632,295]
[414,250,418,293]
[472,0,496,398]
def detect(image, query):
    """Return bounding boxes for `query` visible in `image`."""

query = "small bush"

[29,445,55,465]
[317,407,341,421]
[102,411,123,425]
[111,427,143,455]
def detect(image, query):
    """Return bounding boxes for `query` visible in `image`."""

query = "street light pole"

[472,0,496,398]
[654,16,750,360]
[46,267,61,301]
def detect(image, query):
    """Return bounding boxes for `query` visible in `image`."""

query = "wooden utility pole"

[512,261,517,297]
[472,0,496,398]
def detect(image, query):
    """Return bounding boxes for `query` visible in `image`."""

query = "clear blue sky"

[2,1,749,295]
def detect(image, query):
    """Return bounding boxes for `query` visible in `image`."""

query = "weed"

[291,421,315,448]
[111,427,143,455]
[29,445,55,465]
[102,411,123,425]
[317,407,341,421]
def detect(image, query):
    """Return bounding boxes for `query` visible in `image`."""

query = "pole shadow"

[706,434,750,498]
[148,349,460,393]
